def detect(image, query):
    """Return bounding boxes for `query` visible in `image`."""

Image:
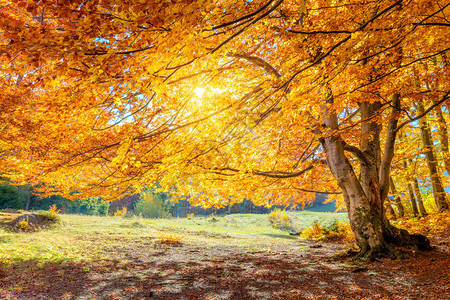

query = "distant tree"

[0,183,24,209]
[133,189,173,218]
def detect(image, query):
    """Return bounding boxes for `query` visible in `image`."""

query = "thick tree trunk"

[418,101,449,211]
[320,93,430,260]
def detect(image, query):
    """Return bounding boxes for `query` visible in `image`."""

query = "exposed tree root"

[353,224,432,262]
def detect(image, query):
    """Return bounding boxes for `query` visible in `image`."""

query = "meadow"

[0,211,448,299]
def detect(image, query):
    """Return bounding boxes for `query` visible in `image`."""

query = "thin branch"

[84,46,153,56]
[228,53,281,77]
[288,29,351,34]
[292,187,342,194]
[394,91,450,133]
[281,0,403,92]
[212,0,274,30]
[418,22,450,27]
[211,0,284,54]
[210,165,314,179]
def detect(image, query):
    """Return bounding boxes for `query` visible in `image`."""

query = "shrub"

[301,220,356,246]
[49,204,61,214]
[133,190,172,218]
[17,219,31,231]
[155,232,184,247]
[114,206,127,217]
[37,210,62,223]
[301,221,326,241]
[268,208,292,231]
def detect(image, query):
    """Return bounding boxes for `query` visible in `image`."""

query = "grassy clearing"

[0,211,348,268]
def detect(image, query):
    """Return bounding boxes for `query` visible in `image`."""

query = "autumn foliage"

[1,0,449,257]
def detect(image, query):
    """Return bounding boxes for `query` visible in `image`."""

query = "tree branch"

[210,0,284,54]
[394,90,450,133]
[342,141,370,165]
[212,0,274,30]
[210,165,314,179]
[292,187,342,194]
[228,53,281,78]
[288,29,351,34]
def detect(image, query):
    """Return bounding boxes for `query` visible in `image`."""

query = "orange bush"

[49,205,61,214]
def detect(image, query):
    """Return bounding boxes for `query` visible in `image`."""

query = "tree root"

[352,225,432,262]
[354,243,399,262]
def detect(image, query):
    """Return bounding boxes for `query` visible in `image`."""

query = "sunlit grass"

[0,211,349,268]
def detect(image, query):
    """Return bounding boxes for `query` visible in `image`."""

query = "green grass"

[0,211,348,268]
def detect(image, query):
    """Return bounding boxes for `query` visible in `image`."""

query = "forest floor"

[0,212,449,299]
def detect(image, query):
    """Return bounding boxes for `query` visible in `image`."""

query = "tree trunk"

[406,182,419,217]
[389,177,405,218]
[402,161,419,217]
[413,176,428,216]
[385,197,397,220]
[320,92,430,260]
[418,101,449,211]
[435,105,450,175]
[25,194,31,211]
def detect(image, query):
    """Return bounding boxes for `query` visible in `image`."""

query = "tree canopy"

[1,0,449,258]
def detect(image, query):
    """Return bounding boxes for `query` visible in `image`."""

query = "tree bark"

[418,100,449,211]
[406,182,419,217]
[389,177,405,218]
[385,197,397,220]
[402,161,419,217]
[25,194,31,211]
[413,176,428,216]
[435,105,450,175]
[320,91,430,259]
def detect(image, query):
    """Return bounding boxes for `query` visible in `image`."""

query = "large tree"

[1,0,449,258]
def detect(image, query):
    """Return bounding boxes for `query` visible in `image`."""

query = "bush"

[301,220,355,245]
[49,205,61,214]
[301,221,326,241]
[17,219,31,231]
[114,206,128,217]
[64,198,110,216]
[133,190,172,218]
[37,210,62,223]
[268,208,292,231]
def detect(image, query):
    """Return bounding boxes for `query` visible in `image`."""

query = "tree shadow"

[2,248,448,299]
[0,259,91,299]
[261,233,298,239]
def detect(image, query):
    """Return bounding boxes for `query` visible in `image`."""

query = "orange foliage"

[0,0,448,214]
[394,212,450,236]
[49,205,61,214]
[301,221,356,247]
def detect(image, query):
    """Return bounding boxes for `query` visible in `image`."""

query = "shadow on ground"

[1,241,449,300]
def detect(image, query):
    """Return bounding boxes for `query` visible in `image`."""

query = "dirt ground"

[1,232,449,300]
